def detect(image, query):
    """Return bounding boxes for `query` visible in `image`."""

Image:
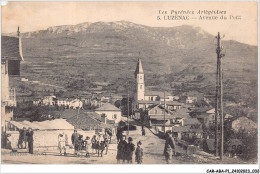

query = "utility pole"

[163,91,166,133]
[127,81,130,135]
[215,32,225,160]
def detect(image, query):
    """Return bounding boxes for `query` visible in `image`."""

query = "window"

[140,85,142,89]
[140,76,142,80]
[113,114,117,119]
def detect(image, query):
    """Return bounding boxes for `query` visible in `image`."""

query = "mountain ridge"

[3,21,257,118]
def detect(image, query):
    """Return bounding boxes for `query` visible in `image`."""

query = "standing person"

[135,141,143,164]
[142,128,146,136]
[71,130,79,154]
[85,136,91,158]
[58,133,66,156]
[18,127,27,149]
[116,128,122,143]
[97,132,105,157]
[71,130,79,148]
[116,135,127,164]
[91,135,97,154]
[26,128,34,154]
[106,129,112,144]
[103,131,109,155]
[163,131,175,164]
[75,135,83,156]
[126,137,135,164]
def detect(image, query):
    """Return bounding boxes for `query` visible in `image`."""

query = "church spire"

[134,58,144,78]
[135,58,145,101]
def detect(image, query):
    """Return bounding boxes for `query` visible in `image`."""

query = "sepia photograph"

[0,1,258,170]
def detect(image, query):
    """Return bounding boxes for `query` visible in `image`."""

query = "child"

[58,133,66,156]
[76,135,83,156]
[135,141,143,164]
[85,136,91,158]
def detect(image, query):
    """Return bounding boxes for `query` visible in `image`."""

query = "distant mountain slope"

[4,21,257,111]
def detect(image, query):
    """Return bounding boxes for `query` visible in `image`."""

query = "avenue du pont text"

[157,10,241,20]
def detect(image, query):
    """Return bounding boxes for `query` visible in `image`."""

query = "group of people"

[69,130,111,157]
[17,127,34,154]
[116,135,143,164]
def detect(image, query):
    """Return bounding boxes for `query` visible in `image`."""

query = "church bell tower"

[134,59,145,100]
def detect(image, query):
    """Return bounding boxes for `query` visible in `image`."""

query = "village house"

[55,109,117,135]
[190,107,217,128]
[42,95,57,106]
[56,98,83,109]
[143,104,190,132]
[179,96,197,104]
[95,103,122,123]
[1,27,23,133]
[5,119,77,148]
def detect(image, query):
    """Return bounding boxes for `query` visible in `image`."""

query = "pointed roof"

[134,58,144,76]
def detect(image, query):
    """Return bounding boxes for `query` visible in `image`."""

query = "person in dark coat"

[18,127,27,149]
[103,131,109,155]
[71,130,79,147]
[116,135,127,164]
[91,135,98,154]
[106,129,112,144]
[163,131,175,164]
[126,137,135,164]
[116,128,123,143]
[142,128,146,136]
[75,134,83,156]
[26,128,34,154]
[71,130,79,154]
[135,141,143,164]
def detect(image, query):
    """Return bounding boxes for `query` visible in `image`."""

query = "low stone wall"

[5,130,95,149]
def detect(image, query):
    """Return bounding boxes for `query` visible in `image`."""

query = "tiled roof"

[190,106,214,113]
[95,103,120,111]
[1,36,23,61]
[172,126,202,133]
[137,100,183,105]
[183,118,201,125]
[64,111,114,130]
[10,119,74,130]
[145,90,171,97]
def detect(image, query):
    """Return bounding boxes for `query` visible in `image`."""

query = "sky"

[1,1,258,45]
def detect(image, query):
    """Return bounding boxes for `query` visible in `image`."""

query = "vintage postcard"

[0,0,259,172]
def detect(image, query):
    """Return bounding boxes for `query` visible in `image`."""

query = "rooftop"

[137,100,183,106]
[145,90,171,98]
[95,103,120,111]
[9,119,74,130]
[172,126,203,133]
[134,58,144,76]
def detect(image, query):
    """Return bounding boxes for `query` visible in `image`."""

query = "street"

[2,124,246,164]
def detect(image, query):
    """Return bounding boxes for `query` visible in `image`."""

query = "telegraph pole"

[215,34,220,157]
[127,81,130,135]
[215,32,225,160]
[163,91,166,133]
